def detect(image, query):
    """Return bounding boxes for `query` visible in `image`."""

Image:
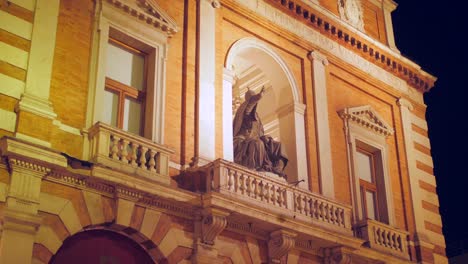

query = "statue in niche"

[233,87,288,178]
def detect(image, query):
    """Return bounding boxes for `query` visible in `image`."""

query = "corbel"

[268,229,297,263]
[201,208,230,245]
[323,246,353,264]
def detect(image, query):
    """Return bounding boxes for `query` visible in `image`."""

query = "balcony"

[87,122,174,184]
[355,219,410,260]
[195,159,353,235]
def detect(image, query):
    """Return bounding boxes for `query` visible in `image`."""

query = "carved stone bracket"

[268,229,297,263]
[323,246,353,264]
[201,208,229,245]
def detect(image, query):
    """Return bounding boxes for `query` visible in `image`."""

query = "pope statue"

[232,87,288,178]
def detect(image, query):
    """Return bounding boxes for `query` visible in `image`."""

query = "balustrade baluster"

[246,176,252,196]
[139,146,148,169]
[252,178,258,199]
[148,149,156,172]
[227,169,234,191]
[130,142,138,166]
[111,136,120,160]
[121,139,129,163]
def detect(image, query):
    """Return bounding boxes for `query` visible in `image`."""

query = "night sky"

[392,1,468,258]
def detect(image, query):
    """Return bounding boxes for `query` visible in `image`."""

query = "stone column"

[17,0,60,120]
[0,138,67,263]
[193,0,220,167]
[308,51,334,198]
[382,0,398,52]
[222,68,236,162]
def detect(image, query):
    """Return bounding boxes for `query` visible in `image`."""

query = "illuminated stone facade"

[0,0,446,263]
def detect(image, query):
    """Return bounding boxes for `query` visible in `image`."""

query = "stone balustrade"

[205,159,352,234]
[87,122,173,184]
[355,219,410,259]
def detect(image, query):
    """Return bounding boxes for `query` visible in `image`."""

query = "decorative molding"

[211,0,221,8]
[308,51,329,66]
[225,221,269,239]
[338,105,394,137]
[52,120,82,136]
[397,98,414,111]
[16,93,57,120]
[337,0,364,31]
[323,246,353,264]
[106,0,178,36]
[201,209,229,245]
[231,0,435,94]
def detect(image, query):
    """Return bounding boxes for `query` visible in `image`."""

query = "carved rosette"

[323,247,353,264]
[201,210,229,245]
[268,229,297,263]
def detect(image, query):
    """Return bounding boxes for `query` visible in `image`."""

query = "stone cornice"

[263,0,435,92]
[223,0,436,93]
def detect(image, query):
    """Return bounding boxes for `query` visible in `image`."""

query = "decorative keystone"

[201,209,229,245]
[323,247,353,264]
[268,229,297,263]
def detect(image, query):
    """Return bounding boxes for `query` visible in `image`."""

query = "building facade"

[0,0,446,263]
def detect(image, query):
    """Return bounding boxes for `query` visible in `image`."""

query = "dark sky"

[392,0,468,257]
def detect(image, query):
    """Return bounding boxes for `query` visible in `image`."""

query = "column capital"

[268,229,297,263]
[223,67,237,85]
[308,51,329,66]
[397,97,414,111]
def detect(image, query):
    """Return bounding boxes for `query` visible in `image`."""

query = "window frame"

[340,106,395,226]
[104,37,148,135]
[86,0,170,144]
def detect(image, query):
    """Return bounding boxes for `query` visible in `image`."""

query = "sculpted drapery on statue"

[233,88,288,178]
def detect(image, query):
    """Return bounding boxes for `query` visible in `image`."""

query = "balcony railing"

[355,219,410,259]
[204,159,352,234]
[88,122,173,184]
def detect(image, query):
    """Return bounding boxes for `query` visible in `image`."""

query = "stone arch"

[225,37,300,103]
[49,226,156,263]
[223,37,309,187]
[33,191,193,263]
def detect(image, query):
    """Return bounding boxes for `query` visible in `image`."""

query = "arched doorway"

[50,229,154,264]
[224,37,309,188]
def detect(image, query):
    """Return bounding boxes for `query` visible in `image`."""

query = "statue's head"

[245,89,256,101]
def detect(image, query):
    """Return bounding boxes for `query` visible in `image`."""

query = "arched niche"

[223,37,309,188]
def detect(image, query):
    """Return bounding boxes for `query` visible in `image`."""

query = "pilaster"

[382,0,398,52]
[0,137,67,263]
[222,68,237,162]
[398,98,434,263]
[16,0,60,120]
[308,51,335,198]
[268,229,297,263]
[194,0,221,166]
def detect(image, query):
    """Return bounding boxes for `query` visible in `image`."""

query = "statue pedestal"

[259,171,287,183]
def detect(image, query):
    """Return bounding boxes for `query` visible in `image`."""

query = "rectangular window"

[104,38,147,136]
[356,148,380,221]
